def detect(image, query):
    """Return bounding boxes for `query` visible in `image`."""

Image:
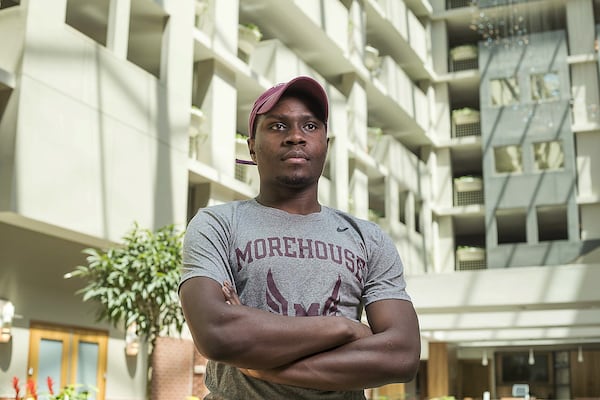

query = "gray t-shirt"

[180,199,411,400]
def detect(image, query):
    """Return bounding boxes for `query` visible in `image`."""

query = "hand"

[351,320,373,340]
[222,280,242,305]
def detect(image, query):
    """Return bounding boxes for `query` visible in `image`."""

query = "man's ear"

[247,138,257,163]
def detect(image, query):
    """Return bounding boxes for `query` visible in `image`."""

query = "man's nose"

[284,126,306,145]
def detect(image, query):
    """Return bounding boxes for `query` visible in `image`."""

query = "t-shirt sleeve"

[362,226,412,306]
[179,207,235,293]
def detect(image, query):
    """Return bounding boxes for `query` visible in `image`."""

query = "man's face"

[248,95,328,189]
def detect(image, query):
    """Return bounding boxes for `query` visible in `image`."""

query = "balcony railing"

[446,0,474,10]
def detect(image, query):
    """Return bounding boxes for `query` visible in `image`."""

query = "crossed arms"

[179,276,421,391]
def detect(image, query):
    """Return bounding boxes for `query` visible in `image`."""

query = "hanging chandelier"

[470,0,530,48]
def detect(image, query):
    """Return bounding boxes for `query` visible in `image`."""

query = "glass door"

[28,323,108,400]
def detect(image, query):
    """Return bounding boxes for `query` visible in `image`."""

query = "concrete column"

[385,176,399,224]
[350,168,368,220]
[570,63,600,128]
[432,82,451,141]
[576,131,600,205]
[347,0,365,69]
[213,0,238,56]
[405,191,415,232]
[328,84,349,211]
[566,0,595,55]
[434,215,455,273]
[343,74,368,155]
[194,60,237,177]
[430,20,448,74]
[106,0,131,59]
[159,0,195,90]
[342,74,368,219]
[420,199,433,273]
[434,147,452,207]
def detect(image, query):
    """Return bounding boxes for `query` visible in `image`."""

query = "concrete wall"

[3,0,192,242]
[479,30,581,267]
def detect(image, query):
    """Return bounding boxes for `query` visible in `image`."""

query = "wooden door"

[28,322,107,400]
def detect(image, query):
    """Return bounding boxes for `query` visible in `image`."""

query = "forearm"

[180,277,370,369]
[242,299,421,390]
[243,330,420,390]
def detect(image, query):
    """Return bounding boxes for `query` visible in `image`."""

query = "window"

[127,0,168,77]
[498,352,551,384]
[537,205,568,241]
[65,0,110,46]
[533,140,564,171]
[531,72,560,101]
[0,0,19,9]
[494,145,523,174]
[490,77,519,106]
[496,208,527,244]
[28,323,108,399]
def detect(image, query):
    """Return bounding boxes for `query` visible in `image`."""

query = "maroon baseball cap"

[236,76,329,166]
[248,76,329,139]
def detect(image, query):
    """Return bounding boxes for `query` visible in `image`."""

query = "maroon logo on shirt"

[235,236,367,284]
[266,269,341,316]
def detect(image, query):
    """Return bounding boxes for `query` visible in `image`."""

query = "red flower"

[12,376,20,399]
[46,376,54,395]
[26,379,37,400]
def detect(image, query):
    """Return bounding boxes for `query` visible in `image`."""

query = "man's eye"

[270,122,286,130]
[305,122,318,131]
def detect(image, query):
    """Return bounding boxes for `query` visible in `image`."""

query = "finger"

[222,281,242,305]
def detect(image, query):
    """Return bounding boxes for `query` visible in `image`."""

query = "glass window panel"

[533,141,564,170]
[490,77,520,106]
[38,339,63,400]
[531,72,560,101]
[494,145,523,173]
[77,341,99,400]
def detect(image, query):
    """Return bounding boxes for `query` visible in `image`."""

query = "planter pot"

[364,45,382,72]
[452,108,480,125]
[189,107,205,138]
[238,24,262,55]
[456,247,485,262]
[454,176,482,192]
[450,45,477,61]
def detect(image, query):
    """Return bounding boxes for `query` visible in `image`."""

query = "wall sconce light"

[0,299,15,343]
[577,345,584,363]
[481,349,488,366]
[528,348,535,365]
[125,322,140,356]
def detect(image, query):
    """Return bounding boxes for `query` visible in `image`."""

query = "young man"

[179,76,421,400]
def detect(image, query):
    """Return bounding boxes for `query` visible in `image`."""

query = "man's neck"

[255,188,321,215]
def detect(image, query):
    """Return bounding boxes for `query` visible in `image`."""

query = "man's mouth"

[282,150,309,162]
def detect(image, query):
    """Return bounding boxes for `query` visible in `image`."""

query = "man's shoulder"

[188,200,256,227]
[324,206,380,231]
[198,199,254,215]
